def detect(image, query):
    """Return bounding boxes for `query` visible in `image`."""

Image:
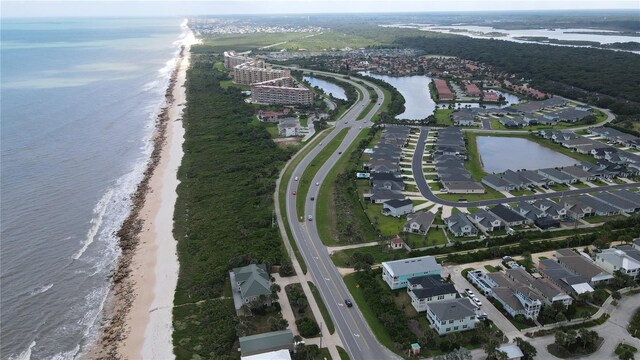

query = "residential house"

[555,249,614,285]
[502,170,530,189]
[382,199,414,217]
[238,330,294,357]
[576,195,620,216]
[407,275,459,312]
[366,188,405,204]
[538,259,595,294]
[560,166,596,182]
[591,192,639,213]
[482,174,517,192]
[277,119,300,137]
[505,267,573,306]
[382,256,442,290]
[537,168,577,184]
[467,209,505,232]
[485,272,542,320]
[513,202,547,225]
[389,236,405,250]
[231,264,272,306]
[498,344,525,360]
[241,349,292,360]
[557,196,594,219]
[403,211,435,235]
[517,170,549,187]
[426,298,477,335]
[489,205,527,227]
[371,172,405,191]
[595,247,640,279]
[441,180,486,194]
[446,213,479,237]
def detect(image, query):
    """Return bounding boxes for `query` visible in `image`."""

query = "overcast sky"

[2,0,638,18]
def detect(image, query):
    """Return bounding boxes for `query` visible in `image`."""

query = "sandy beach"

[86,21,198,359]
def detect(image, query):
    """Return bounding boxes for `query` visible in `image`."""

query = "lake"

[477,136,578,173]
[303,76,347,100]
[360,71,436,120]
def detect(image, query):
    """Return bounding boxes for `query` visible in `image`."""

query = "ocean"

[1,17,185,359]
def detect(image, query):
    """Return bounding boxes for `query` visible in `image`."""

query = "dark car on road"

[345,299,353,307]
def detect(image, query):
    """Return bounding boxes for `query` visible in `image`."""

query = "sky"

[1,0,638,17]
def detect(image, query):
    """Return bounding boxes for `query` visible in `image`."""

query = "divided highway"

[283,72,400,360]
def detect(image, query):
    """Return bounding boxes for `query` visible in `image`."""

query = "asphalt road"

[284,73,400,360]
[412,128,640,208]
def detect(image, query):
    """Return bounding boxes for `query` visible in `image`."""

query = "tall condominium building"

[251,77,314,106]
[233,63,291,85]
[223,50,251,69]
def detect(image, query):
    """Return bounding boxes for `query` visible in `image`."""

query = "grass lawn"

[265,123,279,138]
[572,182,589,189]
[308,281,336,334]
[300,116,308,127]
[549,183,570,191]
[435,109,453,126]
[364,204,405,236]
[269,31,379,52]
[316,129,376,246]
[372,86,392,123]
[405,229,447,248]
[509,188,535,196]
[343,273,395,350]
[296,128,349,216]
[331,245,408,268]
[337,346,350,360]
[490,119,508,130]
[219,79,251,91]
[584,214,628,224]
[590,179,608,186]
[615,343,637,356]
[484,264,498,272]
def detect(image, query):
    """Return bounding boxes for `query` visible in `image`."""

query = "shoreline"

[85,23,196,359]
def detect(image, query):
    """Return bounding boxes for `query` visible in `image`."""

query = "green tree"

[515,338,537,360]
[268,315,288,331]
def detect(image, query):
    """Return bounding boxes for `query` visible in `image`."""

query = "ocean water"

[1,17,185,359]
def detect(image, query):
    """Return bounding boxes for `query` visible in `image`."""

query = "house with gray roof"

[467,209,505,232]
[441,181,485,194]
[239,330,294,357]
[611,189,640,205]
[513,202,547,224]
[371,173,405,191]
[407,275,459,312]
[446,213,479,237]
[501,170,530,188]
[576,195,620,216]
[483,271,543,320]
[382,199,414,217]
[532,199,567,220]
[382,256,442,290]
[403,211,435,235]
[489,204,527,226]
[231,264,272,307]
[505,267,573,307]
[517,170,548,186]
[499,344,525,360]
[426,298,477,335]
[538,259,594,294]
[367,158,401,175]
[591,192,639,213]
[537,168,577,184]
[366,188,405,204]
[560,166,596,182]
[482,174,517,192]
[557,196,594,218]
[555,249,614,285]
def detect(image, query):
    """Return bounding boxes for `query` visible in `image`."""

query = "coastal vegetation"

[172,47,294,358]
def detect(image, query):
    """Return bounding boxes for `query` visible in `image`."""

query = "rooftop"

[383,256,442,277]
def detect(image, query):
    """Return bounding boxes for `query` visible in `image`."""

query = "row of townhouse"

[539,130,640,175]
[433,128,485,194]
[362,127,414,218]
[557,191,640,219]
[444,204,529,237]
[589,127,640,150]
[381,257,479,335]
[539,248,615,295]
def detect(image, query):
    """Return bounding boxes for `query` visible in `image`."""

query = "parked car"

[465,289,474,297]
[477,312,488,320]
[471,297,482,307]
[345,299,353,307]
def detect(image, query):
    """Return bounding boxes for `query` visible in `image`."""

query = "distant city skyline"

[2,0,639,18]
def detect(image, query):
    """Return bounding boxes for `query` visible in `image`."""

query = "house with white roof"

[382,256,442,290]
[595,247,640,279]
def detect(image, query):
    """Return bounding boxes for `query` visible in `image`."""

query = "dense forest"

[172,48,293,359]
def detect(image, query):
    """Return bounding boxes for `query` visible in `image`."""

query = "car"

[471,297,482,307]
[359,126,362,129]
[294,176,299,181]
[541,184,549,190]
[338,151,342,154]
[345,299,353,307]
[316,182,319,186]
[292,191,296,195]
[308,215,313,221]
[344,121,348,124]
[477,312,488,320]
[320,142,323,145]
[310,197,315,201]
[465,289,474,297]
[458,198,467,202]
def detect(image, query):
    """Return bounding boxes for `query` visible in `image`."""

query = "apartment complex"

[223,50,252,69]
[234,62,291,85]
[251,77,313,106]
